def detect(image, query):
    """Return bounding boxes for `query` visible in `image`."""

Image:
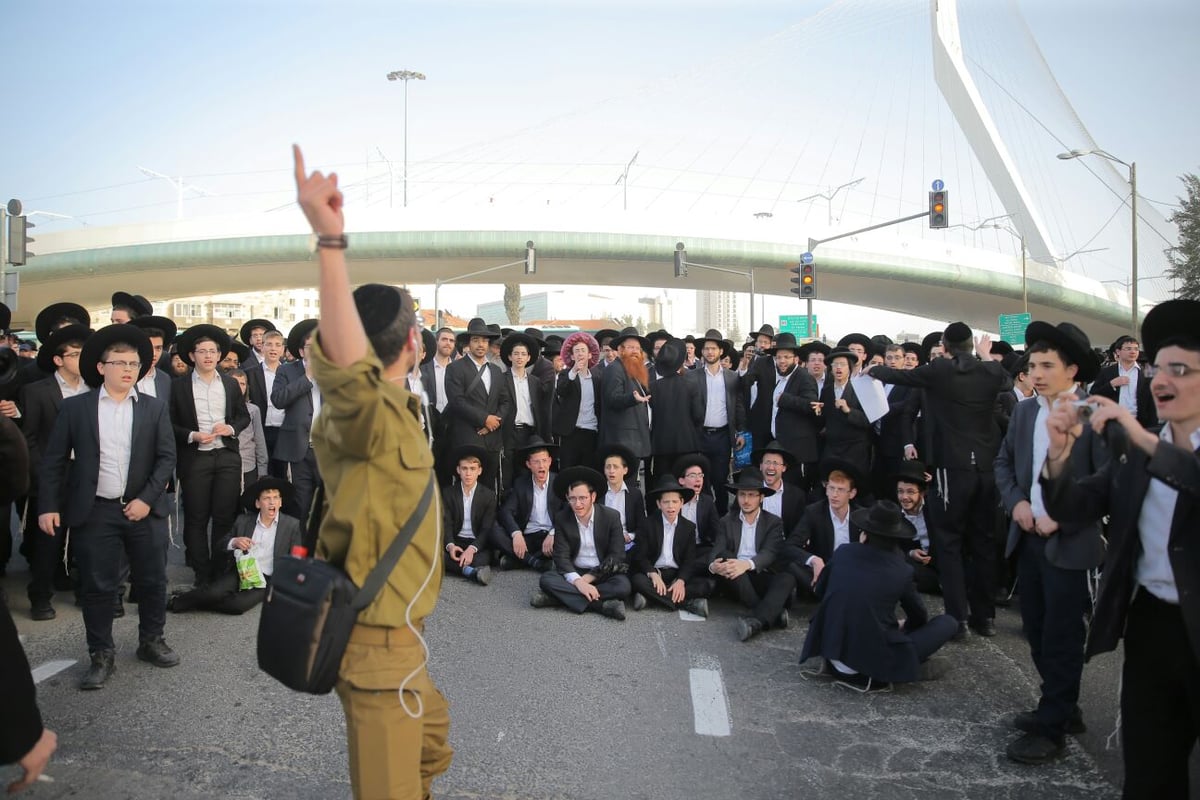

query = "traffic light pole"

[806,210,931,254]
[680,260,756,333]
[432,259,526,330]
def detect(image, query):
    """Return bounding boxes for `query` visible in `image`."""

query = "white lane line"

[677,610,705,622]
[32,659,77,684]
[689,667,732,737]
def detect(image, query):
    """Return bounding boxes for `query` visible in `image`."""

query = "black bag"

[256,475,436,695]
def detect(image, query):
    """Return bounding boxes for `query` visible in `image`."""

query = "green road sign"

[997,312,1032,345]
[779,315,817,338]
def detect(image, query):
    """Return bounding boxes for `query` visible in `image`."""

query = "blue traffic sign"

[800,252,814,265]
[931,179,945,192]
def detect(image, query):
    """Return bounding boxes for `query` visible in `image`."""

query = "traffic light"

[929,190,948,229]
[673,242,687,278]
[524,240,536,275]
[791,252,816,299]
[6,215,34,266]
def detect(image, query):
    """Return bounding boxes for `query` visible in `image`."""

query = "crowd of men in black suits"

[3,291,1199,799]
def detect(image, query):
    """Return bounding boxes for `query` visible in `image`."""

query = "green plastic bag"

[235,550,266,590]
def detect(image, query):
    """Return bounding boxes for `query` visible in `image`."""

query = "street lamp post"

[796,177,865,227]
[1057,148,1138,333]
[386,69,427,208]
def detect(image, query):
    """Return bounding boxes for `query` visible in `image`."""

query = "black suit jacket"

[631,514,701,580]
[818,380,873,475]
[442,483,499,546]
[688,365,746,448]
[709,509,785,572]
[170,372,251,474]
[786,499,863,563]
[499,473,562,535]
[245,361,275,424]
[599,359,651,458]
[750,366,821,464]
[764,481,805,534]
[40,391,176,526]
[18,377,66,494]
[876,383,919,462]
[1090,363,1157,429]
[553,369,602,437]
[502,369,552,447]
[0,416,29,505]
[649,372,702,455]
[269,360,317,463]
[684,493,721,548]
[444,356,511,453]
[218,512,304,564]
[551,504,626,574]
[0,605,43,765]
[604,485,646,535]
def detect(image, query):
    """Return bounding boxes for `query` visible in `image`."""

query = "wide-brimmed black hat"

[837,332,873,352]
[456,317,501,348]
[610,326,650,353]
[751,324,775,340]
[286,319,319,360]
[449,444,489,468]
[655,338,686,377]
[420,328,436,365]
[554,465,605,499]
[751,440,796,467]
[127,315,178,343]
[893,460,930,488]
[500,332,541,368]
[522,327,547,343]
[851,500,917,540]
[991,340,1015,357]
[727,468,775,497]
[80,324,153,389]
[765,332,804,355]
[37,324,92,374]
[1140,299,1200,361]
[1024,320,1099,383]
[178,324,233,367]
[227,341,251,366]
[36,302,91,343]
[595,442,639,472]
[646,329,673,348]
[697,328,726,349]
[645,474,694,503]
[900,341,924,363]
[239,318,277,345]
[594,328,620,345]
[826,348,859,367]
[517,435,558,462]
[920,331,943,361]
[819,458,865,489]
[797,340,831,361]
[673,452,711,480]
[241,476,294,512]
[720,339,739,364]
[542,335,563,357]
[111,291,153,318]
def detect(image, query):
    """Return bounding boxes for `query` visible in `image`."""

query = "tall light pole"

[386,70,426,208]
[1057,148,1138,333]
[796,177,865,227]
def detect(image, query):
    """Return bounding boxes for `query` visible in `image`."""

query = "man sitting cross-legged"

[495,436,562,571]
[443,444,500,586]
[530,466,631,620]
[628,475,711,617]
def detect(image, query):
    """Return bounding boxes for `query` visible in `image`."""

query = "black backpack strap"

[351,474,437,611]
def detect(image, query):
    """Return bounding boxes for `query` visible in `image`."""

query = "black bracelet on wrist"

[317,234,349,250]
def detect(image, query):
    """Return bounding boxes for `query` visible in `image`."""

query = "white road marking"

[496,731,505,742]
[677,610,705,621]
[31,659,76,684]
[689,667,732,737]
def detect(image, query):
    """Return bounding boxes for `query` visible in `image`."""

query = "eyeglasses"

[60,352,82,359]
[760,460,785,468]
[683,471,704,479]
[825,485,853,494]
[102,360,142,370]
[1145,363,1200,379]
[193,349,220,357]
[566,495,591,504]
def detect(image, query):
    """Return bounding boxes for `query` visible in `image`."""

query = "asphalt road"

[2,534,1191,800]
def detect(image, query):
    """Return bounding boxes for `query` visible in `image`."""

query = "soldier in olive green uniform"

[295,145,451,800]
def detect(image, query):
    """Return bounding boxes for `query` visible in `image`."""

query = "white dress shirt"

[511,372,535,426]
[703,365,729,428]
[904,504,930,550]
[524,478,553,534]
[1135,424,1200,604]
[571,370,598,430]
[262,362,285,427]
[135,369,158,398]
[470,356,492,393]
[830,506,852,551]
[433,358,450,413]
[771,372,789,436]
[459,485,476,540]
[654,515,680,570]
[230,513,280,577]
[736,511,759,565]
[96,386,136,499]
[605,484,630,534]
[1029,396,1052,519]
[762,483,784,519]
[55,371,89,400]
[190,370,228,451]
[564,511,599,582]
[1117,363,1139,415]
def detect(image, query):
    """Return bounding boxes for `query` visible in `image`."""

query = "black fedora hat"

[500,332,541,368]
[420,328,436,365]
[522,327,547,343]
[80,324,153,389]
[819,458,865,489]
[751,440,796,467]
[797,340,831,361]
[720,339,739,364]
[36,302,90,343]
[456,317,501,348]
[752,324,775,339]
[1024,320,1100,383]
[286,319,319,361]
[697,328,726,349]
[610,326,650,353]
[239,318,277,345]
[837,332,872,352]
[654,338,686,377]
[765,332,804,355]
[726,468,775,497]
[1140,299,1200,361]
[594,328,620,345]
[542,336,563,357]
[516,435,558,462]
[900,341,924,363]
[920,331,943,361]
[645,473,694,503]
[449,444,489,468]
[826,348,859,367]
[673,452,711,480]
[646,329,673,348]
[37,323,92,374]
[595,442,639,473]
[851,500,917,540]
[178,324,233,367]
[991,340,1015,357]
[127,315,178,343]
[228,341,251,366]
[893,460,930,488]
[240,476,294,513]
[111,291,153,318]
[554,465,605,500]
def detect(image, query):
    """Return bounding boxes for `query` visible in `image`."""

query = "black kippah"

[352,284,404,336]
[943,321,972,345]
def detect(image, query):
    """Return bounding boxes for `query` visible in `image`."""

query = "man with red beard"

[599,327,652,481]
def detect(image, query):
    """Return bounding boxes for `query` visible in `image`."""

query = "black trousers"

[26,494,72,604]
[1120,590,1200,800]
[907,615,959,662]
[181,448,242,584]
[630,567,711,610]
[934,467,997,624]
[700,427,732,516]
[170,572,265,615]
[444,533,495,576]
[538,571,631,613]
[1016,534,1089,740]
[73,501,167,652]
[558,427,598,471]
[263,425,288,479]
[718,569,797,626]
[502,425,538,496]
[286,446,322,535]
[491,528,553,568]
[0,499,16,570]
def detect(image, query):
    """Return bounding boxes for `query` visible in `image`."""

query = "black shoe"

[631,592,647,611]
[1006,732,1066,765]
[683,598,709,618]
[497,554,517,571]
[599,599,626,621]
[952,621,969,641]
[1013,708,1086,736]
[30,600,56,621]
[969,618,997,637]
[529,589,556,608]
[737,616,764,642]
[775,609,790,630]
[535,558,554,573]
[136,637,181,668]
[112,598,126,619]
[80,650,116,690]
[473,566,492,586]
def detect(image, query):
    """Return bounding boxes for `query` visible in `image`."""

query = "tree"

[1165,172,1200,299]
[503,283,522,325]
[612,313,646,331]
